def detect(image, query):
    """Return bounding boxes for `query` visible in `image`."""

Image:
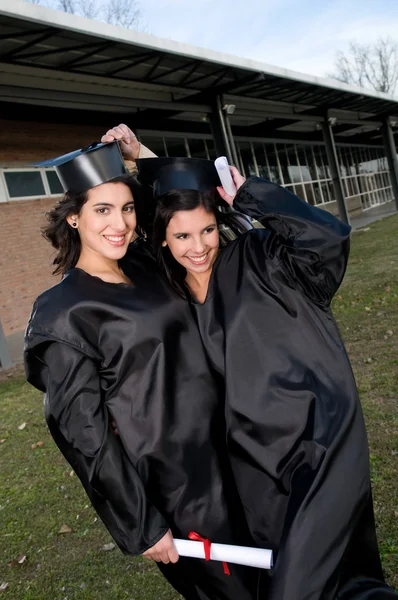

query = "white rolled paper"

[214,156,236,196]
[174,539,273,570]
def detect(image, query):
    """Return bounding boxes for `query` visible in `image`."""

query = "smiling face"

[67,181,136,263]
[163,205,219,276]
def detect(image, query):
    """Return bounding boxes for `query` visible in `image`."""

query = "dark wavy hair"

[43,174,149,275]
[152,189,251,297]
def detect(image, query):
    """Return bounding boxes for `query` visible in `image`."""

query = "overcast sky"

[139,0,398,80]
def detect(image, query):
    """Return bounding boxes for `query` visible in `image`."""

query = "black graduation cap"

[136,157,220,197]
[33,141,126,194]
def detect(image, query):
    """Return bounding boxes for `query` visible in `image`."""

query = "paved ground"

[351,201,397,230]
[1,202,397,370]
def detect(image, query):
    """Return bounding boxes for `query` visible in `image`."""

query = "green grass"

[331,214,398,587]
[1,214,397,598]
[0,376,180,600]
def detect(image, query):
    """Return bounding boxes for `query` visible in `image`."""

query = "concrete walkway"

[6,330,25,365]
[351,201,397,230]
[1,202,397,371]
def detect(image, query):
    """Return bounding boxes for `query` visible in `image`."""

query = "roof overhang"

[1,0,398,146]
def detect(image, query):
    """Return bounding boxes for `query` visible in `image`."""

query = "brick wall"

[0,119,108,165]
[0,197,58,335]
[0,118,113,335]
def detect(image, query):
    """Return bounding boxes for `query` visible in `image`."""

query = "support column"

[321,118,350,224]
[209,96,233,163]
[0,320,12,369]
[381,119,398,211]
[223,110,240,167]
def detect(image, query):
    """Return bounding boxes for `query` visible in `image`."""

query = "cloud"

[140,0,398,79]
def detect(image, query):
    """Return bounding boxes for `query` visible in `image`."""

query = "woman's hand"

[217,166,246,206]
[101,123,140,161]
[142,529,179,564]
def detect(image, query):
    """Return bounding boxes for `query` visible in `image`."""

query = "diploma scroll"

[174,539,273,570]
[214,156,236,196]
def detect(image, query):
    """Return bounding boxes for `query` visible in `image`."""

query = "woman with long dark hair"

[24,142,266,600]
[135,154,397,600]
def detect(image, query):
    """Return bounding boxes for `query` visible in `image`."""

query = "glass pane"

[293,183,306,201]
[286,144,303,183]
[321,181,332,203]
[337,148,347,177]
[202,139,217,160]
[296,146,311,181]
[345,176,357,197]
[46,170,63,194]
[162,137,187,157]
[139,136,167,157]
[313,146,329,179]
[312,182,324,205]
[304,146,319,181]
[187,139,211,159]
[264,144,282,185]
[237,142,256,176]
[252,142,269,179]
[326,181,336,202]
[4,171,45,198]
[303,183,316,205]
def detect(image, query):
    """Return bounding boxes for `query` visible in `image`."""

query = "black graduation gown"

[190,178,397,600]
[24,243,262,600]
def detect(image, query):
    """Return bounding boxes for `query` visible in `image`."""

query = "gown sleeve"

[231,182,396,597]
[232,177,351,306]
[26,340,169,556]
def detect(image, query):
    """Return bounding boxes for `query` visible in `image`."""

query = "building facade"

[1,1,398,358]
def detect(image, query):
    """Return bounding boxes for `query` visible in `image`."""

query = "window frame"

[0,167,63,202]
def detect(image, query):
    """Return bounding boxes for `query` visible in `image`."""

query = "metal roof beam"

[0,99,211,134]
[228,76,273,96]
[1,28,57,60]
[232,125,323,143]
[106,52,156,76]
[232,104,384,127]
[144,55,164,82]
[0,87,211,113]
[184,65,231,88]
[61,41,116,68]
[133,73,265,121]
[211,67,232,88]
[6,40,109,60]
[69,50,154,71]
[335,131,385,146]
[149,59,199,84]
[0,26,52,41]
[177,60,204,86]
[242,118,300,135]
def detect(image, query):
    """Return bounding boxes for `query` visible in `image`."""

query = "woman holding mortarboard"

[24,141,266,600]
[99,124,396,600]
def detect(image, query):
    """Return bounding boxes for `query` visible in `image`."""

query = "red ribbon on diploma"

[188,531,231,575]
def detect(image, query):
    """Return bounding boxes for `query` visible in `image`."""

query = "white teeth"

[105,235,124,241]
[188,254,208,262]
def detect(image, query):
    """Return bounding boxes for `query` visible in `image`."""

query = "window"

[0,168,63,202]
[188,139,215,159]
[139,136,168,157]
[336,145,393,210]
[46,170,63,195]
[4,171,45,199]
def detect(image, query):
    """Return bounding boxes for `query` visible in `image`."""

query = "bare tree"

[25,0,145,30]
[56,0,77,13]
[329,37,398,95]
[77,0,100,20]
[104,0,143,29]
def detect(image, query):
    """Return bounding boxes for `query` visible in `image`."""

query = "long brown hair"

[152,189,251,297]
[43,175,147,275]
